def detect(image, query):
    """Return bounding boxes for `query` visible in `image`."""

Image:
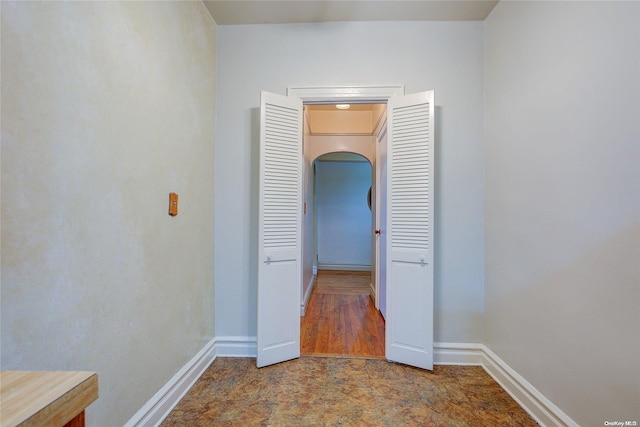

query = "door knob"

[374,229,381,235]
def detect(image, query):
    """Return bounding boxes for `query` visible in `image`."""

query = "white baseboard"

[300,274,317,316]
[215,335,257,357]
[369,282,376,302]
[482,346,579,427]
[434,342,483,365]
[124,337,576,427]
[124,338,216,427]
[318,263,371,272]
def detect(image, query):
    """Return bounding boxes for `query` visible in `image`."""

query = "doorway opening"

[257,86,434,370]
[299,104,387,358]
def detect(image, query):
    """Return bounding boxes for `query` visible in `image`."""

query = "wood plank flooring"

[300,270,385,358]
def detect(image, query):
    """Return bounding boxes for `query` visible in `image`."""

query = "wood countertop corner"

[0,370,98,427]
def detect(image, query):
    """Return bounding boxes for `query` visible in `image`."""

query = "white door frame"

[287,85,404,330]
[288,84,403,339]
[288,85,403,105]
[374,120,388,315]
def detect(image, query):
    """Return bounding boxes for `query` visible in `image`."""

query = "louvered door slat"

[386,90,435,371]
[390,103,430,251]
[264,94,299,247]
[258,91,302,368]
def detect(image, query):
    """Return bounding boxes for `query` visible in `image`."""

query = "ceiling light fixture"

[335,104,351,110]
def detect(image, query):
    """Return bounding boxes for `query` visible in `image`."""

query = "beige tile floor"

[160,357,539,426]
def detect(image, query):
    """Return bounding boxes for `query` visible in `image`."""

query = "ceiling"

[305,104,386,135]
[307,104,381,112]
[203,1,500,25]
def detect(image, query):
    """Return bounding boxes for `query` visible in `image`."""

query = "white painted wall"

[1,3,216,426]
[306,135,375,165]
[484,2,640,425]
[215,21,484,343]
[316,159,372,269]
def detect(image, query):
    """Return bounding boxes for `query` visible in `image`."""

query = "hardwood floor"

[300,270,385,358]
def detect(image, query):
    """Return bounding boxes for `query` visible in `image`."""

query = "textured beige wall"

[1,2,216,426]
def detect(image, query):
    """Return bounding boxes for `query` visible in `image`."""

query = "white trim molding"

[124,338,216,427]
[215,335,257,357]
[288,85,404,104]
[433,342,483,366]
[300,273,317,316]
[318,263,371,272]
[482,346,579,427]
[123,337,579,427]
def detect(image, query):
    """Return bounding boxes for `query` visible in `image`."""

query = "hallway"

[300,270,385,358]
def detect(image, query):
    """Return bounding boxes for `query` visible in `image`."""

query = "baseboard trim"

[300,274,317,316]
[318,263,371,272]
[369,282,376,303]
[215,335,257,357]
[434,342,483,365]
[125,337,576,427]
[482,346,579,427]
[124,338,216,427]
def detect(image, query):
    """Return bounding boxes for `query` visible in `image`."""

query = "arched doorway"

[314,152,372,272]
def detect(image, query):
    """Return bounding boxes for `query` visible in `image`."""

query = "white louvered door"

[385,91,434,370]
[257,91,302,368]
